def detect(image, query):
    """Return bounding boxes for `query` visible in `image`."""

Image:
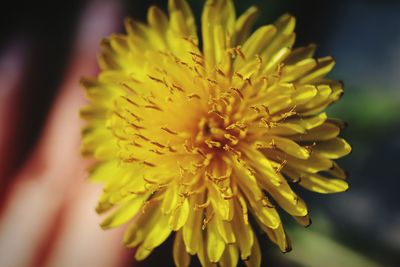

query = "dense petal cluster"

[81,0,351,266]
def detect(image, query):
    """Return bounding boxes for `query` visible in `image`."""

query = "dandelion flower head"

[81,0,351,266]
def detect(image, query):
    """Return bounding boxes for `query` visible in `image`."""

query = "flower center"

[193,109,247,157]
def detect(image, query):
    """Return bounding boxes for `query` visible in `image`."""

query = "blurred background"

[0,0,399,266]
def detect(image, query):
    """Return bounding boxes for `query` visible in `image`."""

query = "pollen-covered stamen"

[304,142,317,154]
[202,210,215,230]
[275,159,288,174]
[192,109,247,157]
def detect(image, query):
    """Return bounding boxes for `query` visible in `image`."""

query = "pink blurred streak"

[0,0,133,267]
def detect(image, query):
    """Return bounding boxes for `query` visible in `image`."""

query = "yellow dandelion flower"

[81,0,351,266]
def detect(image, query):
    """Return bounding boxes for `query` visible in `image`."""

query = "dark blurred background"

[1,0,399,266]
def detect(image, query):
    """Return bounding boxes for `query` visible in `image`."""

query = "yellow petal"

[283,152,333,173]
[293,214,312,227]
[124,18,161,51]
[258,136,310,159]
[232,199,254,260]
[327,162,348,179]
[94,141,118,160]
[267,122,307,136]
[241,147,282,186]
[148,5,169,36]
[169,198,190,230]
[265,94,292,114]
[124,202,159,248]
[219,244,239,267]
[82,128,111,155]
[109,34,130,55]
[173,231,191,267]
[298,84,336,115]
[274,13,296,35]
[257,174,308,217]
[95,193,113,213]
[162,183,179,214]
[292,122,340,141]
[297,56,335,84]
[208,181,234,221]
[233,162,263,201]
[233,6,259,45]
[260,32,295,72]
[281,59,317,83]
[89,160,120,183]
[299,173,349,193]
[248,196,280,230]
[302,81,344,116]
[215,218,236,244]
[207,162,234,221]
[284,43,316,64]
[140,213,172,255]
[100,194,148,229]
[261,223,292,252]
[98,40,120,70]
[135,246,153,261]
[207,213,226,262]
[262,46,291,74]
[80,106,107,121]
[80,77,115,104]
[183,193,204,254]
[254,14,295,66]
[291,84,318,105]
[197,234,217,267]
[244,237,261,267]
[240,25,277,62]
[314,138,352,159]
[328,117,348,130]
[296,112,327,130]
[168,0,197,38]
[202,0,235,68]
